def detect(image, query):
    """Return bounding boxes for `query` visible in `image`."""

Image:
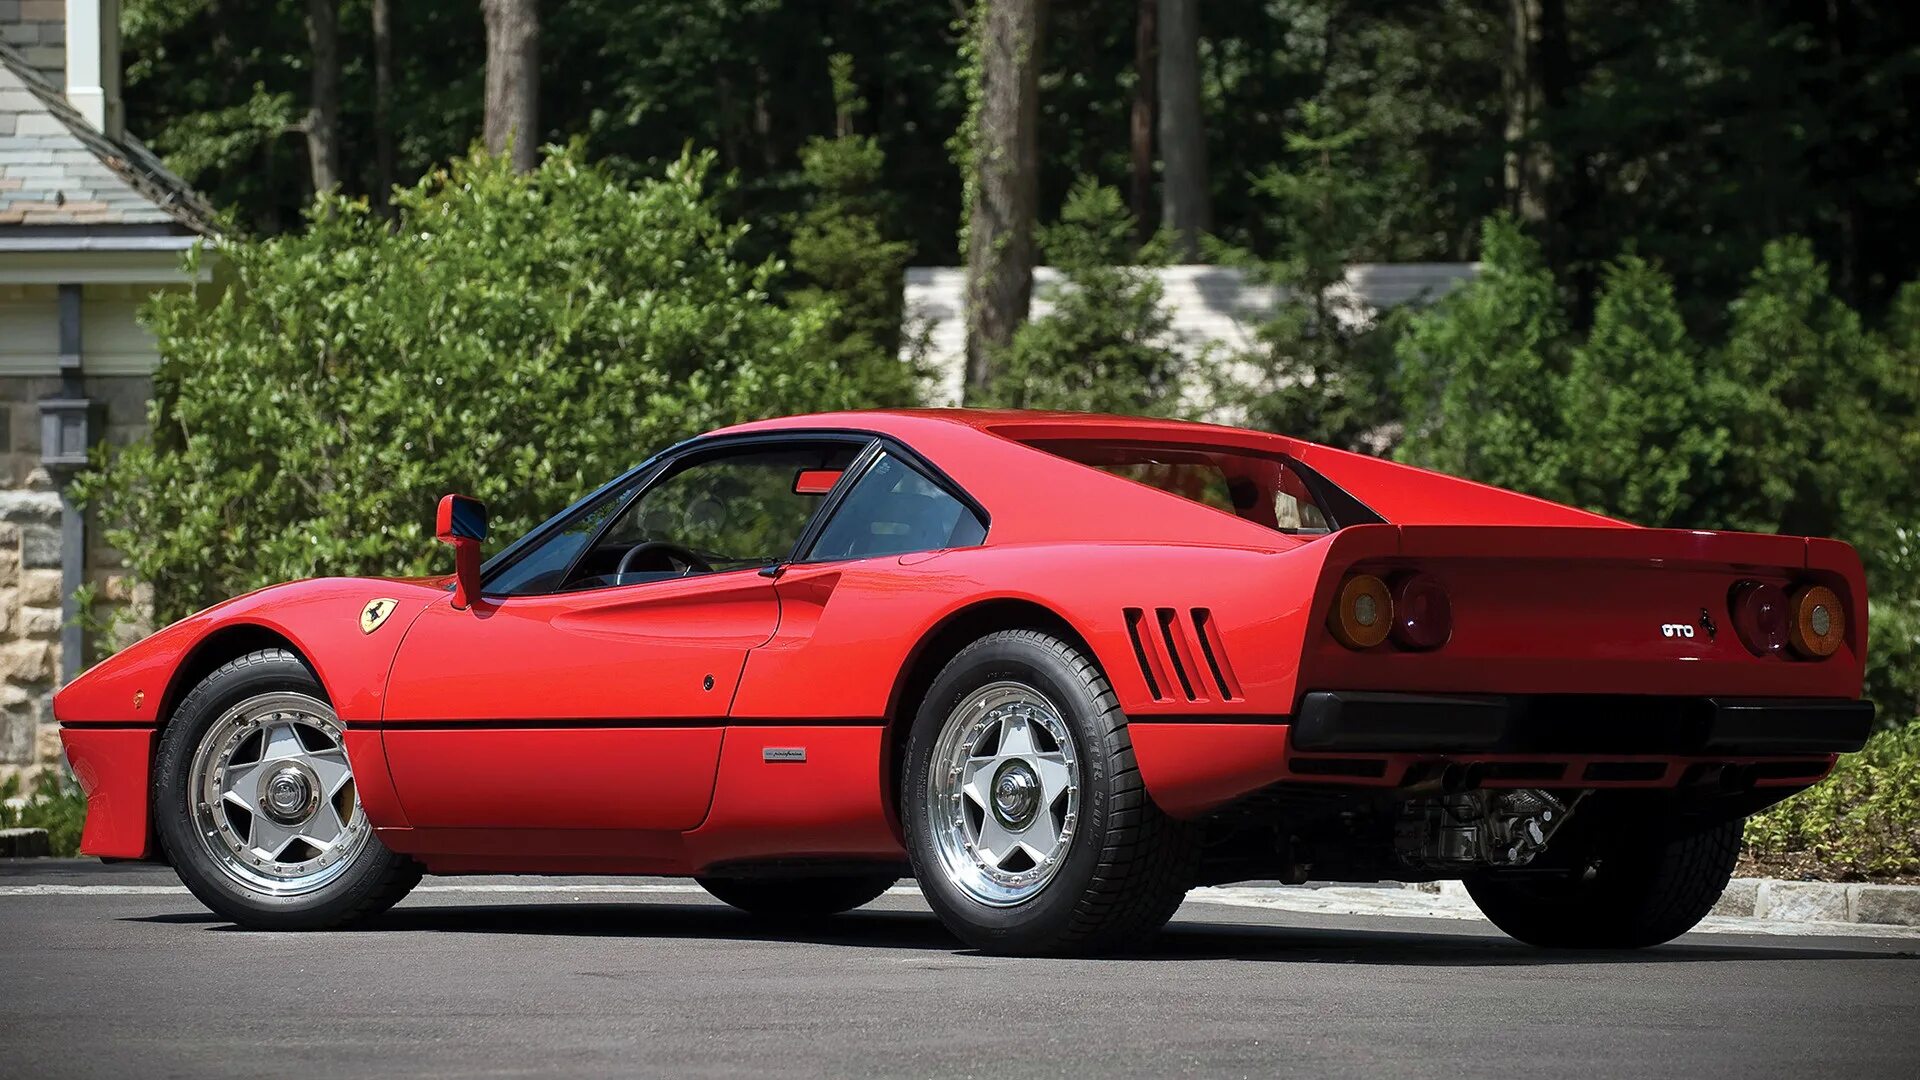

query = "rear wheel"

[153,649,420,929]
[903,629,1197,956]
[696,874,897,919]
[1466,816,1741,948]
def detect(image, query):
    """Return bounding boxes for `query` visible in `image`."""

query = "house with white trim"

[0,0,215,781]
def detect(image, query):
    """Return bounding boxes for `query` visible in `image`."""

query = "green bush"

[787,54,920,406]
[1225,105,1402,452]
[1743,722,1920,879]
[1561,253,1729,527]
[78,148,904,625]
[0,772,87,857]
[1711,238,1910,549]
[1394,215,1569,499]
[986,180,1185,415]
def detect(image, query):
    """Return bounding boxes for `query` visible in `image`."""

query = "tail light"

[1391,573,1452,650]
[1729,580,1789,657]
[1788,584,1845,658]
[1329,574,1392,649]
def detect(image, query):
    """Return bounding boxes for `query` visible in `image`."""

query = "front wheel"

[902,629,1197,956]
[1465,816,1742,948]
[152,649,421,930]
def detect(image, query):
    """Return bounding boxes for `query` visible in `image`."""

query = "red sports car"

[55,410,1873,954]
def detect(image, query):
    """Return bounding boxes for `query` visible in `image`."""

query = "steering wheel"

[615,541,715,582]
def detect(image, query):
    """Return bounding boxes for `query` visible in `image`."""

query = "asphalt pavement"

[2,860,1915,1079]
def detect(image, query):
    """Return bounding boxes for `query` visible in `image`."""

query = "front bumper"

[1291,691,1875,756]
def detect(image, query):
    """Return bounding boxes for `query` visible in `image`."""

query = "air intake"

[1124,607,1240,704]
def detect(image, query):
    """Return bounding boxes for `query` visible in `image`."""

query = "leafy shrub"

[78,148,902,625]
[1224,105,1402,452]
[1561,253,1729,527]
[987,180,1185,414]
[1394,215,1568,499]
[1863,526,1920,729]
[787,53,920,405]
[1743,722,1920,879]
[1711,238,1910,550]
[0,772,88,857]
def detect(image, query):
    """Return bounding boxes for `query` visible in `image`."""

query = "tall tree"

[481,0,540,172]
[962,0,1048,400]
[303,0,341,194]
[1156,0,1209,260]
[1129,0,1157,234]
[1501,0,1562,226]
[372,0,396,211]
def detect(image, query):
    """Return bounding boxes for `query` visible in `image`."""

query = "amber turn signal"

[1329,574,1393,650]
[1787,584,1845,658]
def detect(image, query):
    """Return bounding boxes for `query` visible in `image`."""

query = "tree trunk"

[372,0,395,212]
[962,0,1048,401]
[481,0,540,172]
[1157,0,1209,261]
[1130,0,1157,236]
[304,0,341,195]
[1502,0,1551,225]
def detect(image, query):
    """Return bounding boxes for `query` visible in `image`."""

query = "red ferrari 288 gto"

[55,410,1873,954]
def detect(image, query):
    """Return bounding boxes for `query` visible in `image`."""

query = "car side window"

[563,443,862,590]
[482,473,648,597]
[805,452,985,562]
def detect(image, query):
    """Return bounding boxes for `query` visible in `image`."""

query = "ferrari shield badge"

[359,598,400,634]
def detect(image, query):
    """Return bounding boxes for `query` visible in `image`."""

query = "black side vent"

[1124,607,1168,702]
[1155,607,1199,702]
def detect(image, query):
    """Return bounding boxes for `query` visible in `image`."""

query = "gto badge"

[360,598,400,634]
[1660,622,1696,639]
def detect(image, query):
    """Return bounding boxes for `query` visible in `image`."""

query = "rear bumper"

[1292,691,1875,756]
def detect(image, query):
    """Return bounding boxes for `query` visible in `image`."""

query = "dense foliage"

[986,181,1185,415]
[124,1,1920,319]
[77,149,900,624]
[0,773,87,857]
[1744,722,1920,880]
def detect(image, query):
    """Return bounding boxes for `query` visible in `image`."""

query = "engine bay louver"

[1124,607,1241,704]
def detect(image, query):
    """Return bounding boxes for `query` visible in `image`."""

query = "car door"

[380,437,868,831]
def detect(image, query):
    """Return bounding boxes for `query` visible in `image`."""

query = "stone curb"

[0,827,50,858]
[1405,877,1920,928]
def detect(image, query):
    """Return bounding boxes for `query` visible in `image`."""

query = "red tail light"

[1729,580,1789,657]
[1391,573,1452,650]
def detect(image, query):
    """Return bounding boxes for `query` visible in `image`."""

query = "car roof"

[712,409,1623,533]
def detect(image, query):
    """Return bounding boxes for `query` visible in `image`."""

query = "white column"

[63,0,123,138]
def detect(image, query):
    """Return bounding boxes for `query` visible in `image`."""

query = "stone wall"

[0,372,151,785]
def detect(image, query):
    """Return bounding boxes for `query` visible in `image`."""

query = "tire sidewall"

[903,633,1119,951]
[153,651,399,928]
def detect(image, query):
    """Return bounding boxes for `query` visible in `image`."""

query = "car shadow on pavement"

[126,903,1913,967]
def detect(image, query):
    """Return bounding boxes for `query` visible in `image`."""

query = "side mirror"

[435,494,488,609]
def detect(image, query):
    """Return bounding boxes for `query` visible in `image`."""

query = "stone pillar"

[0,489,64,777]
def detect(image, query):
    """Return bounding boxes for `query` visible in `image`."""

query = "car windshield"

[1023,439,1334,534]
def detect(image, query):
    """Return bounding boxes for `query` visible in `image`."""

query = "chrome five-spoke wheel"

[927,680,1081,906]
[905,630,1197,955]
[188,690,369,896]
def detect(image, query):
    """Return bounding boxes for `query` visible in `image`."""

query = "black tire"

[901,629,1198,956]
[696,874,897,919]
[1465,817,1741,949]
[152,649,421,930]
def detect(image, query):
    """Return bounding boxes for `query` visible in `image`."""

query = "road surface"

[3,860,1915,1078]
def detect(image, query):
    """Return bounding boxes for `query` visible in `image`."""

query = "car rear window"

[1023,439,1349,534]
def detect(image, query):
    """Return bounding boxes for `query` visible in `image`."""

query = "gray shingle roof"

[0,41,216,233]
